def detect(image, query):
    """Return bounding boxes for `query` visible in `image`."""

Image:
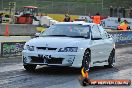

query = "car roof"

[56,22,96,26]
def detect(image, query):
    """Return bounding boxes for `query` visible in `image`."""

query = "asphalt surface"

[0,45,132,88]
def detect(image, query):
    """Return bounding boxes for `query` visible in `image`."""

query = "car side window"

[102,30,110,39]
[98,25,110,39]
[91,25,102,38]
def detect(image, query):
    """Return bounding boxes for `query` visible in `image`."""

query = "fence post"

[67,2,70,14]
[102,0,104,15]
[52,0,53,13]
[84,3,87,16]
[1,0,3,10]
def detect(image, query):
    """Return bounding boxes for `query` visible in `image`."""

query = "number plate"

[38,54,52,63]
[44,55,51,59]
[38,54,51,58]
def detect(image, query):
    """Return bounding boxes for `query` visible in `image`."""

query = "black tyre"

[108,49,115,68]
[82,49,91,71]
[81,78,87,86]
[80,77,91,86]
[24,64,37,71]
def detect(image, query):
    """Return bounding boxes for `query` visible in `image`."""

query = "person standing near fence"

[64,14,71,22]
[92,12,101,24]
[0,13,3,24]
[117,20,129,31]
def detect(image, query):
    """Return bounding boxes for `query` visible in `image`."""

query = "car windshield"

[40,24,90,38]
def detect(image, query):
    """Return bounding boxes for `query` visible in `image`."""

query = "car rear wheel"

[82,49,91,71]
[108,49,115,68]
[24,64,37,71]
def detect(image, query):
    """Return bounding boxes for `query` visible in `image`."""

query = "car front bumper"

[22,50,84,67]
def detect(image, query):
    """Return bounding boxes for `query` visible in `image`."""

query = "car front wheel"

[24,64,37,71]
[108,49,115,68]
[82,49,91,71]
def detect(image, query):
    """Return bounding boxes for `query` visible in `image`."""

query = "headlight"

[26,45,35,51]
[58,47,78,52]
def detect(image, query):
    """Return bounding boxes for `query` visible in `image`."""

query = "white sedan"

[22,22,115,71]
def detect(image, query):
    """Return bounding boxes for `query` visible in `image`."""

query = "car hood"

[25,37,90,48]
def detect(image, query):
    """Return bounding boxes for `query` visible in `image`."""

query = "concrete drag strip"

[0,63,22,73]
[46,67,132,88]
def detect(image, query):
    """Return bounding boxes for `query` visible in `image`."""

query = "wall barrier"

[1,42,25,57]
[107,30,132,45]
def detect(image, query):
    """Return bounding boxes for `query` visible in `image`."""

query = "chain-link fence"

[0,0,131,17]
[37,1,103,16]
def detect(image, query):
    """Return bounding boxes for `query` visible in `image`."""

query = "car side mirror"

[35,33,40,37]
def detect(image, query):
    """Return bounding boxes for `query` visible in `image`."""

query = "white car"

[22,22,115,71]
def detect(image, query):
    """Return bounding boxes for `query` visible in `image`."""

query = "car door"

[99,25,114,60]
[90,25,106,64]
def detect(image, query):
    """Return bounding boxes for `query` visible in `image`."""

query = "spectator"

[64,14,71,22]
[117,20,128,31]
[84,17,88,22]
[118,17,121,23]
[0,13,3,24]
[15,10,19,15]
[92,12,101,24]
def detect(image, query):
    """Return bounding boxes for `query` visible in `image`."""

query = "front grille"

[48,48,57,50]
[30,56,63,64]
[31,56,44,63]
[37,47,57,50]
[47,58,63,64]
[37,47,46,50]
